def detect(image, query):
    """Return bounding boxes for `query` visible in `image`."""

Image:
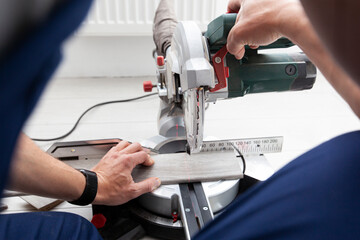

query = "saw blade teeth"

[183,88,205,154]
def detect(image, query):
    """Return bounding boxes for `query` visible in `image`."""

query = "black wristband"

[69,169,98,206]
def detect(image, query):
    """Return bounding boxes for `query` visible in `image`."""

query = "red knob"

[157,56,165,66]
[143,81,154,92]
[91,214,107,229]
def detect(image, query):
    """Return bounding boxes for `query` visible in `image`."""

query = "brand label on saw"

[200,136,283,155]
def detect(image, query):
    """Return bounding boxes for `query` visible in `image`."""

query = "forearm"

[300,0,360,85]
[279,2,360,117]
[7,133,85,201]
[7,134,160,206]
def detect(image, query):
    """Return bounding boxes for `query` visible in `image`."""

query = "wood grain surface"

[132,152,243,184]
[62,152,243,185]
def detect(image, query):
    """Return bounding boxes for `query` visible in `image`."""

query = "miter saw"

[144,13,316,155]
[47,3,316,240]
[135,7,316,239]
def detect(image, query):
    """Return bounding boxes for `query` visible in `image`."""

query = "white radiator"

[80,0,228,36]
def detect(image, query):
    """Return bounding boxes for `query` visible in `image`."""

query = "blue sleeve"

[195,131,360,240]
[0,0,93,196]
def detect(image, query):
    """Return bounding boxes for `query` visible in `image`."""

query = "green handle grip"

[205,13,294,52]
[226,53,316,98]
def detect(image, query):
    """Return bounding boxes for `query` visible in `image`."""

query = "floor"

[1,74,359,232]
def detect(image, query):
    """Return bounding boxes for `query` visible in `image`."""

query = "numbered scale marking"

[200,136,283,155]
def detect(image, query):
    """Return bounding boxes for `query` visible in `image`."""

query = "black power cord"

[230,142,246,174]
[31,93,157,142]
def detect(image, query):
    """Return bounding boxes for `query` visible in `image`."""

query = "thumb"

[227,22,247,59]
[132,177,161,198]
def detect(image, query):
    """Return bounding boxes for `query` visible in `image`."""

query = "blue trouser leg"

[195,131,360,240]
[0,212,102,240]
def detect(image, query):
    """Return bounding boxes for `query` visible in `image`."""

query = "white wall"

[55,36,157,78]
[54,0,228,78]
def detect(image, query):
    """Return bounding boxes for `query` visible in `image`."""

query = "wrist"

[91,172,106,205]
[69,169,98,206]
[277,1,309,42]
[70,168,86,201]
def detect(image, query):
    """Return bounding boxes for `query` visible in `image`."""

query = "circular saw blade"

[183,88,205,154]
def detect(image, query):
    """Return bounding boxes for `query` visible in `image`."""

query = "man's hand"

[226,0,305,59]
[8,135,161,206]
[92,141,161,206]
[226,0,360,117]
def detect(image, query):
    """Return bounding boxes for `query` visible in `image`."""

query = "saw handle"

[206,13,316,95]
[205,13,294,52]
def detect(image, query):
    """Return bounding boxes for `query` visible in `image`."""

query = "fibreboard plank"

[132,152,243,184]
